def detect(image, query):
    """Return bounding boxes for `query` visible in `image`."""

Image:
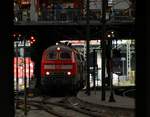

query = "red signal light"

[31,36,34,40]
[30,36,36,44]
[30,41,34,44]
[13,34,16,37]
[32,39,36,42]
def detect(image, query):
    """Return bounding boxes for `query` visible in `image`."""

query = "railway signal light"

[30,36,34,40]
[106,31,115,39]
[29,35,36,45]
[13,33,16,38]
[107,34,111,38]
[12,32,23,41]
[30,41,34,45]
[18,34,22,37]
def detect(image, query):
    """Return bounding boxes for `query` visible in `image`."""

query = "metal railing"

[14,8,135,25]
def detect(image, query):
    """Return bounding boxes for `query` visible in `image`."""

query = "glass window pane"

[47,52,57,59]
[60,52,71,59]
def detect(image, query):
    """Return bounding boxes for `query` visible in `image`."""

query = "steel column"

[107,39,115,102]
[23,39,27,116]
[15,42,19,109]
[101,0,107,101]
[86,0,90,96]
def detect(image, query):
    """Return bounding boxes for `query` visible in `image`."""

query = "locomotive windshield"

[47,51,71,60]
[60,52,71,59]
[47,51,57,60]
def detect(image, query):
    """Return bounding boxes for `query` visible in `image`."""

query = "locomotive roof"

[45,44,74,52]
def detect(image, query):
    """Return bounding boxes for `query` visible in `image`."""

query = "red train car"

[14,57,34,91]
[41,43,86,95]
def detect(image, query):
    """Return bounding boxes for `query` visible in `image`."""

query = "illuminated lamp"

[13,33,16,37]
[31,36,34,39]
[67,71,71,76]
[46,71,50,75]
[57,47,60,51]
[30,41,34,44]
[32,39,36,42]
[18,34,22,37]
[107,34,111,38]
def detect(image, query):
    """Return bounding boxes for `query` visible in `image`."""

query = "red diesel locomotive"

[41,43,86,95]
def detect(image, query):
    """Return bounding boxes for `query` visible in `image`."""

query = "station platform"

[77,90,135,109]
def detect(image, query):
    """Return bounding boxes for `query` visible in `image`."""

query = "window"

[47,52,57,60]
[60,52,71,59]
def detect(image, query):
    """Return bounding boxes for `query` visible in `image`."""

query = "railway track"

[16,97,92,117]
[15,96,135,117]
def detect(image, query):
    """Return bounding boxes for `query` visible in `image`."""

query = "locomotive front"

[41,44,80,93]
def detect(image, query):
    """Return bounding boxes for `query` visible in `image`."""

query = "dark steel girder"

[12,24,135,47]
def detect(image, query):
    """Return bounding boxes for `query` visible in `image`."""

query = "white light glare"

[107,34,111,38]
[67,71,71,76]
[57,47,60,51]
[46,72,50,75]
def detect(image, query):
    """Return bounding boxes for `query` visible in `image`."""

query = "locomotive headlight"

[67,71,71,76]
[46,71,50,75]
[57,47,60,51]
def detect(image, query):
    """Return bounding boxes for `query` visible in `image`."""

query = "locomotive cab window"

[60,52,71,59]
[47,51,57,60]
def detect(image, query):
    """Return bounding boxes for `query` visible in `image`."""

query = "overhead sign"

[14,41,30,47]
